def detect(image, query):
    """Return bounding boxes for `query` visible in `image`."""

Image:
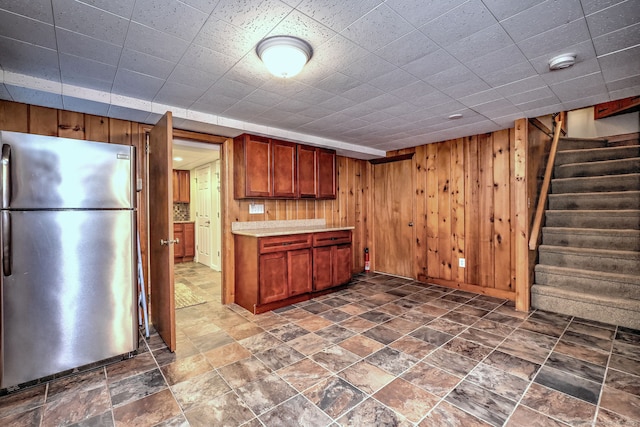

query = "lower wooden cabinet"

[235,230,352,313]
[174,222,195,263]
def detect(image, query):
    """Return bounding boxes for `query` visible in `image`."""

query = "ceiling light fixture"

[173,157,183,162]
[549,53,576,71]
[257,36,313,78]
[448,113,463,120]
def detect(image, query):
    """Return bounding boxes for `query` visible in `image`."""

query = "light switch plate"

[459,258,466,268]
[249,203,264,214]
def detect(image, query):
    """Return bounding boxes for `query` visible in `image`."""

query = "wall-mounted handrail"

[529,118,563,250]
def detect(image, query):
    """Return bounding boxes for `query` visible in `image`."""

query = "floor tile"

[445,380,516,426]
[401,362,461,397]
[410,326,454,346]
[472,318,515,336]
[613,340,640,361]
[424,348,478,377]
[288,332,333,356]
[362,324,403,344]
[466,363,530,401]
[457,328,505,348]
[420,401,491,426]
[310,345,360,373]
[42,385,111,427]
[234,373,297,416]
[260,394,332,427]
[0,406,44,427]
[443,337,493,361]
[338,397,411,426]
[339,360,395,394]
[497,337,550,364]
[561,330,612,352]
[374,378,439,422]
[604,368,640,397]
[255,345,305,370]
[112,389,181,427]
[0,385,46,419]
[277,359,332,392]
[545,352,606,383]
[202,342,251,368]
[238,332,283,354]
[315,324,356,344]
[365,347,418,376]
[389,335,437,359]
[506,404,568,426]
[599,385,640,421]
[304,376,365,419]
[217,356,271,389]
[521,382,596,426]
[609,353,640,376]
[108,369,166,407]
[553,339,610,366]
[338,334,385,358]
[484,350,541,381]
[295,315,334,332]
[170,370,230,411]
[160,353,213,386]
[596,407,640,426]
[566,321,615,341]
[320,308,352,322]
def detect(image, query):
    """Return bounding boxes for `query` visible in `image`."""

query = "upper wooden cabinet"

[172,169,190,203]
[234,133,336,200]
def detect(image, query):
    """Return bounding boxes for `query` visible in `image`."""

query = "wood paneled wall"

[386,127,527,302]
[0,100,149,296]
[223,145,371,304]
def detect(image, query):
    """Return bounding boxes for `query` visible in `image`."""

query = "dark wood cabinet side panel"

[272,139,297,198]
[234,235,260,312]
[288,249,312,296]
[298,145,317,198]
[259,252,289,304]
[313,246,334,291]
[334,244,352,285]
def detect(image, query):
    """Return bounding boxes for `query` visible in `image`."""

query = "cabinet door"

[178,170,190,203]
[297,145,317,198]
[183,222,195,257]
[259,252,288,304]
[245,135,271,197]
[334,244,352,286]
[272,139,297,198]
[313,246,334,291]
[173,225,185,258]
[317,149,336,199]
[288,249,312,296]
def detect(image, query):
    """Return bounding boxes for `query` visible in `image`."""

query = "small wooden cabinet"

[173,169,190,203]
[234,133,335,200]
[174,222,195,263]
[235,230,352,313]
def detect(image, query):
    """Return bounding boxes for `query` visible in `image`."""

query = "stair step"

[554,157,640,179]
[545,210,640,229]
[538,245,640,275]
[557,137,608,150]
[548,191,640,210]
[551,173,640,193]
[534,265,640,298]
[542,227,640,251]
[531,285,640,329]
[555,145,640,165]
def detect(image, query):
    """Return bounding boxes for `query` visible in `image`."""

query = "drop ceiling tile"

[592,22,640,56]
[598,45,640,83]
[0,37,60,81]
[607,86,640,101]
[377,32,437,69]
[441,78,492,100]
[153,82,208,108]
[318,95,355,111]
[368,68,419,93]
[539,57,601,86]
[467,44,528,78]
[108,104,151,123]
[125,23,190,63]
[273,98,311,113]
[419,0,497,47]
[360,93,403,111]
[289,58,334,85]
[181,0,220,14]
[132,0,208,42]
[428,65,478,91]
[224,54,270,87]
[119,48,175,80]
[315,72,362,95]
[496,76,547,98]
[222,99,271,120]
[500,0,583,42]
[0,84,11,100]
[0,0,53,23]
[242,88,287,107]
[180,44,238,75]
[390,81,437,100]
[296,0,382,33]
[205,78,258,100]
[514,95,562,111]
[59,53,116,83]
[341,53,395,82]
[53,0,130,45]
[606,74,640,91]
[385,0,467,28]
[0,9,56,49]
[212,0,292,36]
[339,102,378,119]
[338,83,385,103]
[166,65,217,89]
[62,95,110,115]
[445,24,513,63]
[522,103,565,118]
[408,89,453,109]
[267,10,336,47]
[297,104,335,119]
[291,85,334,104]
[342,3,413,51]
[194,18,260,56]
[403,49,460,80]
[80,0,135,18]
[313,34,369,71]
[359,110,394,123]
[190,94,239,114]
[552,74,607,102]
[60,73,113,92]
[259,78,307,98]
[380,101,420,117]
[586,0,640,37]
[56,28,122,66]
[5,85,63,109]
[517,18,591,60]
[481,60,539,88]
[480,0,540,21]
[471,99,517,115]
[112,69,165,100]
[562,94,611,111]
[459,89,503,107]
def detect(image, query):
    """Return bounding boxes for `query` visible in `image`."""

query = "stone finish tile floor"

[1,262,639,426]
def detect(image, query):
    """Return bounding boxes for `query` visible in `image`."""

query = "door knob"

[160,238,179,245]
[408,222,414,227]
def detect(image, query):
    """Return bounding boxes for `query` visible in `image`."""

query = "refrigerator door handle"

[2,144,11,208]
[2,211,10,276]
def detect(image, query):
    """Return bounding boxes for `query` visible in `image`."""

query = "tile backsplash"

[173,203,190,221]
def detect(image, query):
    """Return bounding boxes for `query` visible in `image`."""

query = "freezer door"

[0,131,135,209]
[0,210,138,388]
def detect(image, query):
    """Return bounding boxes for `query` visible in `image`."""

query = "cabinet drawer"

[259,234,312,254]
[312,231,351,247]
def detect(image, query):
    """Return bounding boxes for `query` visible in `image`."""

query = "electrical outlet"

[459,258,466,268]
[249,203,264,214]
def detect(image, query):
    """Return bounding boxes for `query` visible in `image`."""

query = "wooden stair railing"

[529,116,563,250]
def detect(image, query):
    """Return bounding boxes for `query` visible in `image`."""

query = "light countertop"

[231,219,353,237]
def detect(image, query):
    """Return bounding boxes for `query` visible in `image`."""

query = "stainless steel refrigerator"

[0,131,138,389]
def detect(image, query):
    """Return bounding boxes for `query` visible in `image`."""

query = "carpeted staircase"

[531,135,640,329]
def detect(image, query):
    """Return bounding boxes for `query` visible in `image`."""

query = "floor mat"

[174,282,207,309]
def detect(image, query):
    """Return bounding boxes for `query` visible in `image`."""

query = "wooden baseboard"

[416,275,516,301]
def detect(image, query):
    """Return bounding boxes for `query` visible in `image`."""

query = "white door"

[211,160,222,271]
[195,164,212,267]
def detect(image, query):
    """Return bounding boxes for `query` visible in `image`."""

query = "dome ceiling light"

[549,53,576,71]
[256,36,313,78]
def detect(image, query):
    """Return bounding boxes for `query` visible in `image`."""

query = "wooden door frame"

[369,153,416,278]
